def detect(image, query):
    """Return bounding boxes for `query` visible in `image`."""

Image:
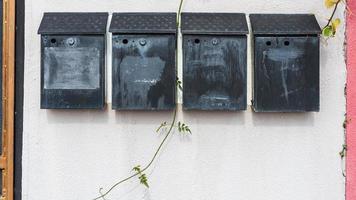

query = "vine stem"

[156,123,180,133]
[177,0,184,27]
[93,108,177,200]
[93,0,184,199]
[323,0,341,29]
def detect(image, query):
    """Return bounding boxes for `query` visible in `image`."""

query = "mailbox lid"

[249,14,321,35]
[109,13,177,34]
[181,13,248,35]
[38,12,109,35]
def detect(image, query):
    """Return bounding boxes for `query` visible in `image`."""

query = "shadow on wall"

[45,106,316,127]
[252,111,316,127]
[183,108,315,127]
[115,110,173,125]
[183,110,246,125]
[45,107,110,124]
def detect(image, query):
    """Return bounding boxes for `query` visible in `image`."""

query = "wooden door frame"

[1,0,15,199]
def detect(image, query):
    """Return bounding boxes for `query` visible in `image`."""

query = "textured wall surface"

[23,1,346,200]
[347,0,356,199]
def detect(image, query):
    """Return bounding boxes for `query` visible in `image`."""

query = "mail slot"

[38,12,108,109]
[181,13,248,110]
[110,13,177,110]
[250,14,321,112]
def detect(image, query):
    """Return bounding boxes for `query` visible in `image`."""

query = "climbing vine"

[322,0,344,37]
[323,0,348,177]
[92,1,346,199]
[92,0,187,199]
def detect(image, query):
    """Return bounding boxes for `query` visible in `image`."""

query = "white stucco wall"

[23,1,346,200]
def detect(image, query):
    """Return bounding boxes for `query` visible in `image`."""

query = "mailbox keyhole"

[266,41,272,46]
[50,38,57,44]
[194,39,200,44]
[122,39,128,44]
[284,41,290,46]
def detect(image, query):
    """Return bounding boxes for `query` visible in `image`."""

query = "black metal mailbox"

[110,13,176,110]
[250,14,321,112]
[181,13,248,111]
[38,12,108,109]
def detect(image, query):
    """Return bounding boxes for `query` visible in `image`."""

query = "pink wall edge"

[347,0,356,199]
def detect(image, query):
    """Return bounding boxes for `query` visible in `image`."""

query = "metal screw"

[212,38,219,45]
[67,38,75,46]
[139,39,147,46]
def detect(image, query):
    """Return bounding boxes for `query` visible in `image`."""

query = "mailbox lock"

[67,38,76,46]
[139,39,147,46]
[212,38,219,45]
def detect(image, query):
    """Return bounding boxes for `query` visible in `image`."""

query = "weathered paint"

[347,0,356,199]
[112,34,176,110]
[44,47,100,90]
[253,36,320,112]
[183,35,247,110]
[40,35,106,109]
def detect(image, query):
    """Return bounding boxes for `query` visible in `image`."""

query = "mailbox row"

[38,12,321,112]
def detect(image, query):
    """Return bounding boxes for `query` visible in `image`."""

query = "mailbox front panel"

[183,35,247,110]
[41,35,105,109]
[253,36,319,112]
[112,34,176,110]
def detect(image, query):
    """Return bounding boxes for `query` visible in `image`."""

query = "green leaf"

[132,165,142,173]
[322,26,334,37]
[176,77,183,91]
[176,122,192,134]
[179,84,183,91]
[187,128,192,134]
[156,121,168,133]
[339,144,347,158]
[139,174,149,188]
